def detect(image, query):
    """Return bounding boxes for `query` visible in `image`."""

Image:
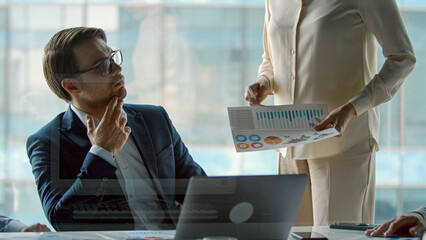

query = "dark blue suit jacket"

[26,104,206,231]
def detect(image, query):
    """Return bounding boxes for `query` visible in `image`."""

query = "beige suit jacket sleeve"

[349,0,416,115]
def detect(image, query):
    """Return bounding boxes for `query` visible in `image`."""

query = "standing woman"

[245,0,416,226]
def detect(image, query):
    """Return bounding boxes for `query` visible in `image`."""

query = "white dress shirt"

[259,0,416,159]
[70,104,165,230]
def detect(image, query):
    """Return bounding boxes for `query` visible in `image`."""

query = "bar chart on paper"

[228,104,340,152]
[253,105,327,130]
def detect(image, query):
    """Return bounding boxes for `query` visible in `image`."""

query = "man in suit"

[0,215,50,232]
[365,206,425,237]
[26,27,206,231]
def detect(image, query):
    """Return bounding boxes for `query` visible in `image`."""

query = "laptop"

[175,174,308,240]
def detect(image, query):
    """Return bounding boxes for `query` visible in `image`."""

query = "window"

[0,1,425,228]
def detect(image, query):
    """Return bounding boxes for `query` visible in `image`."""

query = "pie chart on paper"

[264,136,283,145]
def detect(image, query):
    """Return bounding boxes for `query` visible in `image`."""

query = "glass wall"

[0,0,425,228]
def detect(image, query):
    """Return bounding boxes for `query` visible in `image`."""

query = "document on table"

[0,230,175,240]
[228,104,340,152]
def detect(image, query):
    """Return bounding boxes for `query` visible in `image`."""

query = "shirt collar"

[70,104,100,128]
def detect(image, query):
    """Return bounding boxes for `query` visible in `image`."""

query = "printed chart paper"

[228,104,340,152]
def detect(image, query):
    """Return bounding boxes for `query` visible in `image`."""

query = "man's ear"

[61,78,81,95]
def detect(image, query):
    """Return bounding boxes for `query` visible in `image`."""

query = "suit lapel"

[60,106,92,154]
[125,106,174,223]
[60,105,160,179]
[61,105,170,223]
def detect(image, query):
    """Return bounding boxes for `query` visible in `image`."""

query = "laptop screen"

[175,174,308,240]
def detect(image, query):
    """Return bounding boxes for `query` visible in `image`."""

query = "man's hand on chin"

[86,96,131,156]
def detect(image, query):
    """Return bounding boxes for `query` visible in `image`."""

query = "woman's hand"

[245,76,271,106]
[314,102,356,136]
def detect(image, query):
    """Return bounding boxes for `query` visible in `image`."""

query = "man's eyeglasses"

[68,50,122,78]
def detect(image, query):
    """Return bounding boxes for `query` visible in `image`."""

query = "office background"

[0,0,425,229]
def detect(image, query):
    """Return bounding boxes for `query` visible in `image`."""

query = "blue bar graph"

[253,104,329,130]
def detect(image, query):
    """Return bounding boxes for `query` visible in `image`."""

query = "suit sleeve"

[349,0,416,115]
[413,206,426,222]
[257,0,275,92]
[0,215,26,232]
[26,134,118,231]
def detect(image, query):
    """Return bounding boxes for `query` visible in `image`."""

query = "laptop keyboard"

[71,200,219,220]
[71,200,133,219]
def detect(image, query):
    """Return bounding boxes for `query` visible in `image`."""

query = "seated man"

[27,27,206,231]
[1,215,51,232]
[365,205,425,237]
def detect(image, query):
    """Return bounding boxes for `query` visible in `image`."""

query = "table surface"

[0,226,419,240]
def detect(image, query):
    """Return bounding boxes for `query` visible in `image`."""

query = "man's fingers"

[103,96,119,119]
[367,218,394,237]
[86,115,95,131]
[366,214,424,238]
[124,126,132,135]
[21,223,51,232]
[36,224,51,232]
[101,97,125,127]
[364,228,374,236]
[409,224,423,237]
[111,99,124,121]
[384,217,409,237]
[119,112,128,128]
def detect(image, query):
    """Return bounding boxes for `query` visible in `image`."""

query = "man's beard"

[113,73,127,100]
[85,75,127,110]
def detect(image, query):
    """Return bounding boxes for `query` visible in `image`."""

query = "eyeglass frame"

[67,50,122,78]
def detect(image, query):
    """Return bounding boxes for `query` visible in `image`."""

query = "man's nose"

[110,61,122,75]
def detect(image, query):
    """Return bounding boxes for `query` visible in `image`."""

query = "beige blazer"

[258,0,416,159]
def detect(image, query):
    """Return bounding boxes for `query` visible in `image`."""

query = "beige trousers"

[279,138,376,226]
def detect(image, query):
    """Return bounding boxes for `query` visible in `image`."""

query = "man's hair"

[43,27,107,102]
